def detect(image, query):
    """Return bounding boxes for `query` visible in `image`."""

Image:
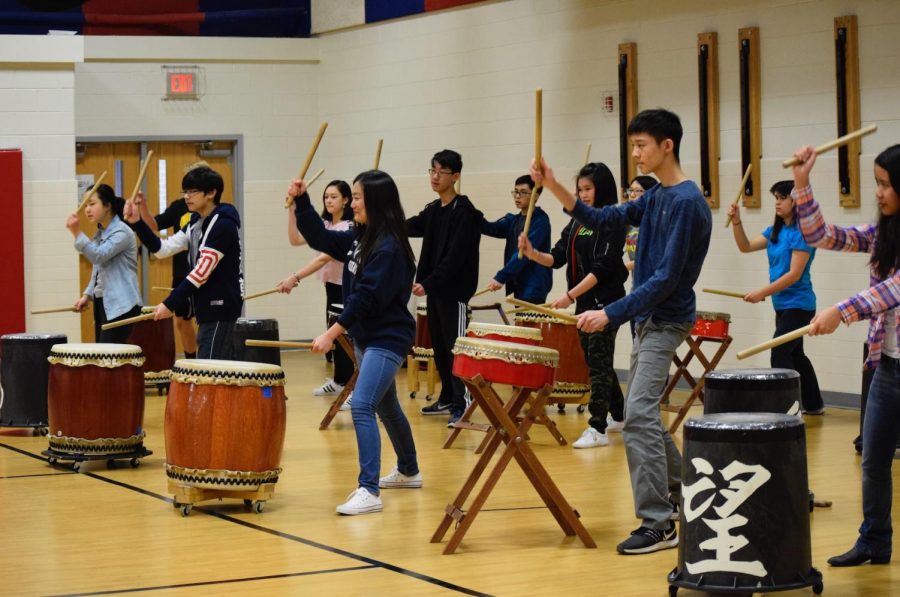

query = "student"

[124,166,243,359]
[481,174,552,304]
[67,184,142,343]
[624,175,657,272]
[519,162,628,449]
[289,170,420,516]
[531,108,712,554]
[793,143,900,567]
[727,180,824,414]
[278,180,355,398]
[407,149,483,427]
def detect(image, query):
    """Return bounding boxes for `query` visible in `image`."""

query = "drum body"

[514,310,588,399]
[669,413,821,594]
[412,302,432,360]
[127,307,175,382]
[466,322,541,345]
[704,368,801,416]
[232,318,281,366]
[692,310,731,340]
[47,343,146,455]
[452,337,558,389]
[165,359,287,490]
[0,333,67,427]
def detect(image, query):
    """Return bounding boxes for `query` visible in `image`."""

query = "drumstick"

[519,87,542,258]
[583,143,591,166]
[702,287,766,302]
[471,287,493,299]
[246,339,314,349]
[151,286,173,292]
[374,138,383,170]
[725,163,753,228]
[736,325,811,360]
[285,121,329,208]
[243,287,281,301]
[505,297,578,324]
[781,124,877,168]
[101,312,155,331]
[75,170,108,213]
[30,306,77,315]
[128,150,155,200]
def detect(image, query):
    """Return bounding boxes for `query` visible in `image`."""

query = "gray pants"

[624,317,693,529]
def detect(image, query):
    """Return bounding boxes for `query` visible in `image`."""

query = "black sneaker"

[616,522,678,554]
[447,409,464,428]
[668,496,680,521]
[421,401,453,416]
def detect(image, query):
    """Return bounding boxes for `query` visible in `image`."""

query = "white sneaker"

[339,393,352,411]
[573,427,609,449]
[379,467,423,489]
[314,378,344,396]
[336,487,382,515]
[606,414,625,433]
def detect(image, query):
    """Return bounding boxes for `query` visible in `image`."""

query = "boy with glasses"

[481,175,552,304]
[407,149,483,427]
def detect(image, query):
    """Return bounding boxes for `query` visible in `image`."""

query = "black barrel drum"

[0,333,67,430]
[668,413,822,596]
[232,318,281,367]
[704,368,801,416]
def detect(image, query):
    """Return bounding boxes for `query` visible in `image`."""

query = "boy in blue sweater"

[531,109,712,554]
[481,174,552,303]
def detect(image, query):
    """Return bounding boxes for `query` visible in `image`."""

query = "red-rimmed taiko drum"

[465,322,542,345]
[513,310,589,401]
[127,306,176,387]
[165,359,287,490]
[692,311,731,340]
[452,337,558,389]
[46,343,146,456]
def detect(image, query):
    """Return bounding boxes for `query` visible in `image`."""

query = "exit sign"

[163,66,201,101]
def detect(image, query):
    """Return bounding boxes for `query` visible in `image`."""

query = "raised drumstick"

[471,286,493,299]
[285,122,328,208]
[583,143,592,166]
[519,88,542,258]
[505,296,578,324]
[246,339,313,349]
[781,125,877,168]
[725,164,753,228]
[374,139,383,170]
[151,286,173,292]
[736,325,811,360]
[128,150,155,200]
[101,312,155,331]
[76,170,108,213]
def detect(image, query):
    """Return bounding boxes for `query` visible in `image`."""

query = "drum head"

[48,343,145,368]
[452,337,559,367]
[171,358,285,386]
[466,322,543,341]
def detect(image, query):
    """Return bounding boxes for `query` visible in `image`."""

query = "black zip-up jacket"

[406,194,482,302]
[549,219,628,315]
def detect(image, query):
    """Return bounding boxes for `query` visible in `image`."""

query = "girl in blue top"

[727,180,824,414]
[288,170,420,516]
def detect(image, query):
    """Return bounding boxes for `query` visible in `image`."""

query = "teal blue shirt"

[762,222,816,311]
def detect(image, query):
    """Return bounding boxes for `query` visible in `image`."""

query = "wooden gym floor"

[0,350,896,596]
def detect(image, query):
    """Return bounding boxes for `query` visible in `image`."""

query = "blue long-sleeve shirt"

[568,180,711,327]
[481,207,552,301]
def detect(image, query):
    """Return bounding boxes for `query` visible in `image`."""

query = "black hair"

[514,174,542,196]
[182,166,224,204]
[872,145,900,279]
[577,162,618,208]
[91,183,124,220]
[627,108,684,162]
[352,170,417,269]
[431,149,463,174]
[768,180,794,244]
[320,179,353,222]
[631,175,657,192]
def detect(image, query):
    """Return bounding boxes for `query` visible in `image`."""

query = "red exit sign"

[165,70,199,100]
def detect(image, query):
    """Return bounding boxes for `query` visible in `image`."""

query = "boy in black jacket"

[125,166,244,359]
[407,149,483,427]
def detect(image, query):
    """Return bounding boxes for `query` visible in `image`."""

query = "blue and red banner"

[364,0,484,24]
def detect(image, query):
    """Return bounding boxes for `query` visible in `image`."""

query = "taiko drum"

[452,337,558,389]
[466,321,542,345]
[513,310,589,399]
[126,306,176,382]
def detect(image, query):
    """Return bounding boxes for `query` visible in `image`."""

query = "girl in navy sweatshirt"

[289,170,420,516]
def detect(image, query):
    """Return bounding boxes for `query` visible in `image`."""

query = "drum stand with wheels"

[406,348,438,401]
[42,446,152,473]
[319,332,359,430]
[432,374,596,554]
[168,479,276,517]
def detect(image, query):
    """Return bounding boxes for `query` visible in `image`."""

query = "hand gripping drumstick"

[725,164,753,228]
[519,88,542,258]
[505,297,578,324]
[285,122,328,208]
[30,306,77,315]
[702,287,765,302]
[246,339,313,349]
[101,312,156,331]
[76,170,108,213]
[471,287,493,299]
[781,125,877,168]
[243,287,281,301]
[736,325,811,360]
[374,139,383,170]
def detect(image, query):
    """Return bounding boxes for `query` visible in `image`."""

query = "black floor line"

[49,565,378,596]
[0,471,75,480]
[0,443,492,597]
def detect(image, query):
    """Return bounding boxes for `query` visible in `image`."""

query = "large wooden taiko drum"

[46,343,146,456]
[452,337,558,389]
[513,310,589,400]
[127,306,176,386]
[165,359,287,490]
[466,322,542,345]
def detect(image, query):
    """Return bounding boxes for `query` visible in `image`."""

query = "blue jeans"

[352,346,419,495]
[855,355,900,556]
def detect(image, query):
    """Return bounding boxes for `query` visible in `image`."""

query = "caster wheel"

[72,463,82,473]
[243,499,253,509]
[173,501,180,509]
[180,504,192,517]
[106,459,117,470]
[426,394,433,401]
[409,391,417,399]
[47,457,57,466]
[130,458,141,468]
[577,405,586,414]
[813,581,823,595]
[34,427,49,437]
[557,403,565,413]
[253,501,265,513]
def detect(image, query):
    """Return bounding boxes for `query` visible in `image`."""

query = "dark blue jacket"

[482,207,553,302]
[568,180,711,327]
[294,192,415,358]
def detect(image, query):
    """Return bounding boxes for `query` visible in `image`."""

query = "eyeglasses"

[511,189,532,198]
[627,188,644,196]
[427,168,453,177]
[183,189,203,196]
